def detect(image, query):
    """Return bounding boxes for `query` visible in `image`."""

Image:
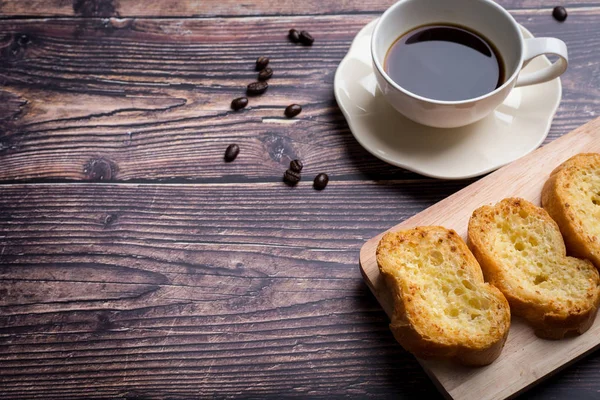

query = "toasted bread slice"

[468,198,600,339]
[376,226,510,366]
[542,153,600,269]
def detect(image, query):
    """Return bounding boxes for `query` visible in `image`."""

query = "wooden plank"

[0,0,598,17]
[0,11,599,182]
[359,117,600,400]
[1,185,600,398]
[0,179,467,399]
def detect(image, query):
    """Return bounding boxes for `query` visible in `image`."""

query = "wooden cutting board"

[359,117,600,400]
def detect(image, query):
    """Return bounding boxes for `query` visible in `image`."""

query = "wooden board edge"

[503,341,600,400]
[357,116,600,400]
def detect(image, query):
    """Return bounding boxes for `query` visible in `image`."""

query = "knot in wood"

[103,214,118,227]
[1,34,31,61]
[84,158,116,181]
[16,34,31,47]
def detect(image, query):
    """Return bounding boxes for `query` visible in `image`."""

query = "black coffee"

[384,24,504,101]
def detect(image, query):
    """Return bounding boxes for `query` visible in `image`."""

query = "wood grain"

[1,179,600,399]
[0,11,599,182]
[0,179,466,399]
[360,117,600,400]
[2,0,600,398]
[0,0,598,17]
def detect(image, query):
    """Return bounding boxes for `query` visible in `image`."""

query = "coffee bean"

[290,159,303,173]
[313,173,329,190]
[256,56,269,71]
[289,29,300,43]
[283,169,301,186]
[552,6,567,21]
[247,81,268,96]
[258,67,273,81]
[299,31,314,45]
[224,144,240,162]
[284,104,302,118]
[231,97,248,111]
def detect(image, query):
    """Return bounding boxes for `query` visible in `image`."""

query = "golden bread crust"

[542,153,600,269]
[376,226,510,366]
[468,198,600,339]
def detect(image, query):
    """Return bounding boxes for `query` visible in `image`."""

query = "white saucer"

[334,19,562,180]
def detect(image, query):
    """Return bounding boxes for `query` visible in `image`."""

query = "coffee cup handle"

[515,38,568,87]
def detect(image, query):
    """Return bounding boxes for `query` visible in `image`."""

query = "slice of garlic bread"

[468,198,600,339]
[376,226,510,366]
[542,153,600,269]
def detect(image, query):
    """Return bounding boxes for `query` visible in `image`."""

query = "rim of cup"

[371,0,525,105]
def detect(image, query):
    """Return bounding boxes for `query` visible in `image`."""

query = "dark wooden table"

[1,1,599,398]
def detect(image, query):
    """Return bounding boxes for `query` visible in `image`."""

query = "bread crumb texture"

[377,226,510,364]
[469,198,600,338]
[559,155,600,239]
[542,153,600,268]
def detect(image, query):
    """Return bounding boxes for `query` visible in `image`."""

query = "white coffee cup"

[371,0,568,128]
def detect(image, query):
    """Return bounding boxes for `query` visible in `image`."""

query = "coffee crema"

[384,24,505,102]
